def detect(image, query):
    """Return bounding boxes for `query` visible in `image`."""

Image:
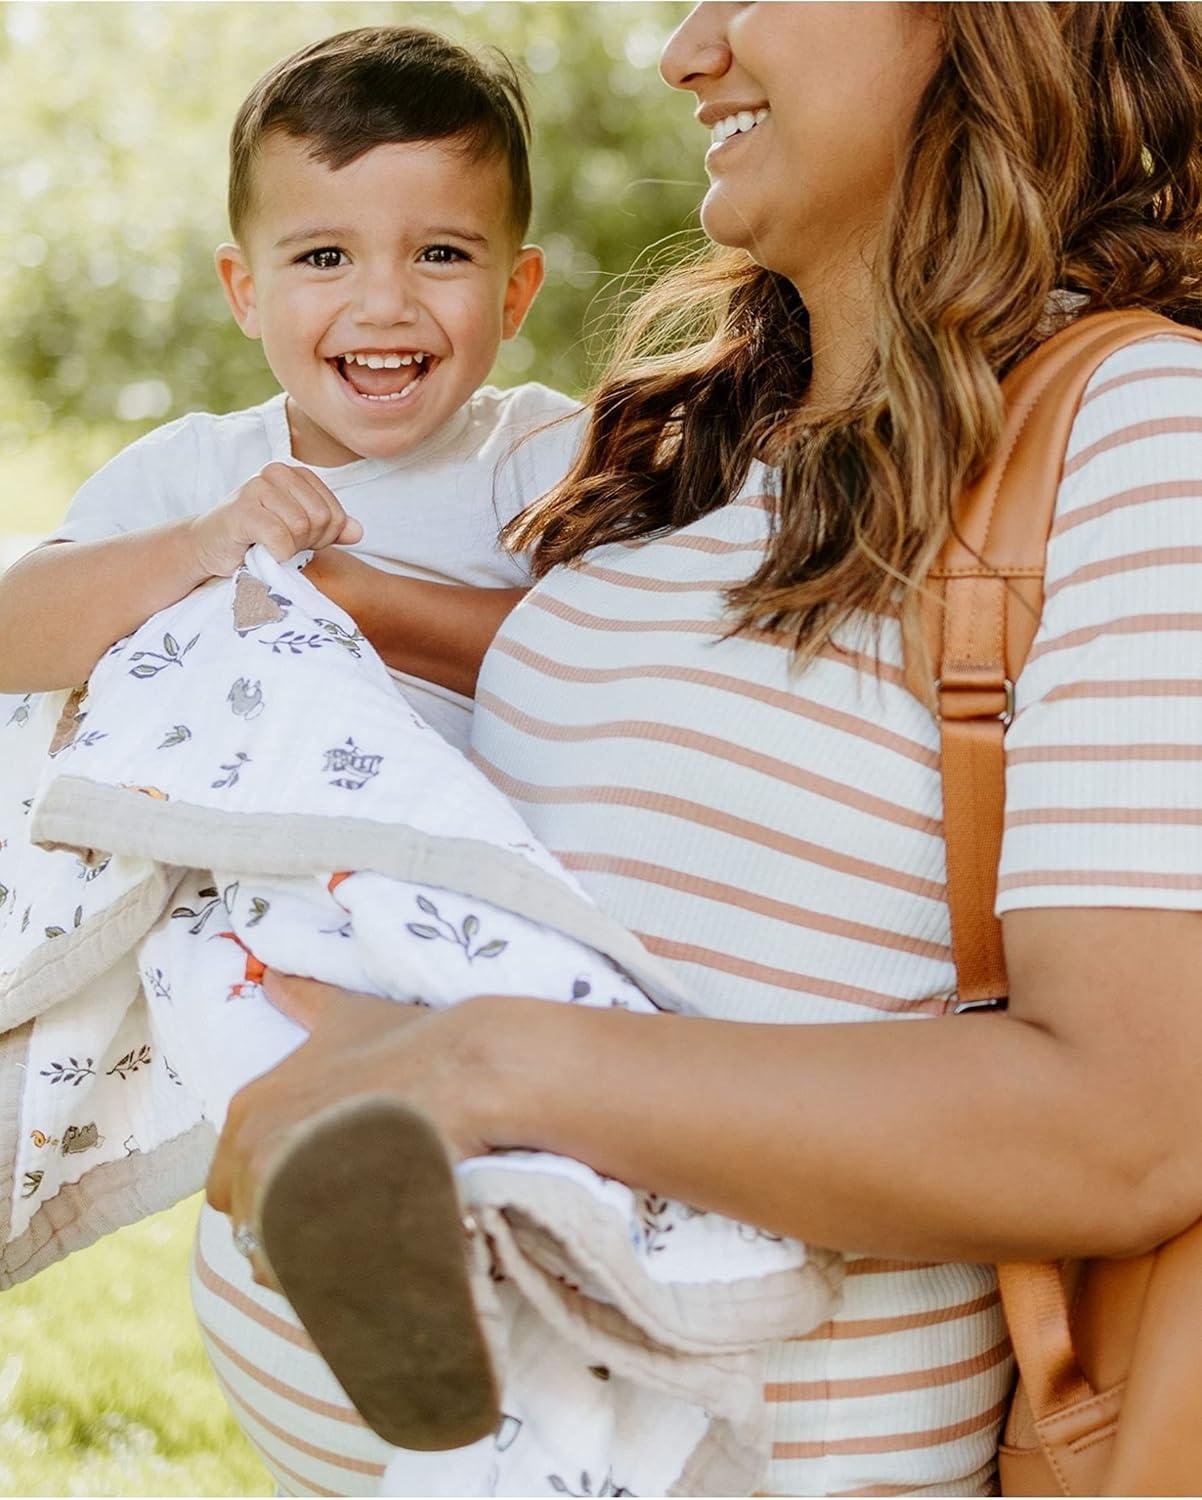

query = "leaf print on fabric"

[323,737,382,791]
[547,1471,633,1497]
[314,617,365,657]
[0,883,8,910]
[212,752,250,790]
[259,629,335,657]
[158,724,192,749]
[227,678,265,719]
[64,730,107,752]
[106,1044,151,1080]
[128,632,199,679]
[5,694,32,728]
[406,895,509,963]
[171,885,222,935]
[495,1415,522,1452]
[40,1057,95,1087]
[143,968,171,1005]
[41,903,82,941]
[21,1171,43,1199]
[163,1056,183,1087]
[636,1191,675,1254]
[246,896,270,927]
[76,854,111,884]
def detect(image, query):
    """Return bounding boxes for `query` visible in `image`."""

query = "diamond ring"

[232,1221,261,1259]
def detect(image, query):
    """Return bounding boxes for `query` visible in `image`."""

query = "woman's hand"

[205,970,525,1244]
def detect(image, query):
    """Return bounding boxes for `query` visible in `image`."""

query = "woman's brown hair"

[506,3,1202,669]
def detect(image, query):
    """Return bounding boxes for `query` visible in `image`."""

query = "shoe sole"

[256,1094,500,1451]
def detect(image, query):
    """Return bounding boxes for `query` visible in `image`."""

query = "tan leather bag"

[907,309,1202,1496]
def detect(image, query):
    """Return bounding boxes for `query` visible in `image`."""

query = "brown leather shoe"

[255,1094,500,1450]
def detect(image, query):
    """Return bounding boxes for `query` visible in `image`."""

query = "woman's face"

[660,2,943,288]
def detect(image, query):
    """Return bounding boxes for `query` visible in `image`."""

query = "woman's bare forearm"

[479,907,1202,1265]
[486,999,1153,1265]
[0,523,210,692]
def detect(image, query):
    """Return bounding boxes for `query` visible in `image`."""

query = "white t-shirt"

[50,383,583,750]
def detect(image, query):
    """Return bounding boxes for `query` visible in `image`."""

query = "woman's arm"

[210,905,1202,1267]
[302,547,525,698]
[495,904,1202,1264]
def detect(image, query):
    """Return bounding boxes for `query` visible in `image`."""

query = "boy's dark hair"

[229,26,532,241]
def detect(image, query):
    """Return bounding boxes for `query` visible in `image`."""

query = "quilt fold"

[0,546,842,1496]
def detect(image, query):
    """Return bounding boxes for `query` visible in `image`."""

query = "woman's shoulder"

[1063,329,1202,465]
[1050,329,1202,539]
[999,329,1202,915]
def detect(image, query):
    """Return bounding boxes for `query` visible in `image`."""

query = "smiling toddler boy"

[0,26,580,751]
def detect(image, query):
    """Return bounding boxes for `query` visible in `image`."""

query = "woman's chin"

[699,190,781,271]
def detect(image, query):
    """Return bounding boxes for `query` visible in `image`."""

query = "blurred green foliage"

[0,0,707,498]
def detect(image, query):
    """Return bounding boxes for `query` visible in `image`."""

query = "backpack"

[905,309,1202,1495]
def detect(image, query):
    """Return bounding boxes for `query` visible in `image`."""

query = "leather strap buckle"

[934,676,1015,727]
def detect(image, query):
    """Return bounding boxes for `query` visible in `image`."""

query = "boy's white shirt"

[48,383,583,750]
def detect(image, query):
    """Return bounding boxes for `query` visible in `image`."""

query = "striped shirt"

[191,334,1202,1495]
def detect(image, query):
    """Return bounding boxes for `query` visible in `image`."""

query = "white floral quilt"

[0,547,841,1496]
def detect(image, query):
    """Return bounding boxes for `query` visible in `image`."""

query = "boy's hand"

[188,463,364,578]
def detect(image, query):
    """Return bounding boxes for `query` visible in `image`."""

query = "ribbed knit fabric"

[191,335,1202,1496]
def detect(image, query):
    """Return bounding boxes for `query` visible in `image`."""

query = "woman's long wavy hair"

[505,3,1202,671]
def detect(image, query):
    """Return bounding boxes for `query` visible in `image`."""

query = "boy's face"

[216,133,543,466]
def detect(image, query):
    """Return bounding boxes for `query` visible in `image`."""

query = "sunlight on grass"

[0,447,271,1496]
[0,424,126,537]
[0,1196,272,1496]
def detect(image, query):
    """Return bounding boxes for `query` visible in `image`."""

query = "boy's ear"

[501,245,545,340]
[215,243,261,340]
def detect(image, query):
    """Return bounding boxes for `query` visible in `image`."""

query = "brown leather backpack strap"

[909,309,1198,1002]
[995,1262,1093,1415]
[906,310,1202,1439]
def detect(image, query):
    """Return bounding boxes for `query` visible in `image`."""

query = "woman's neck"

[794,238,879,414]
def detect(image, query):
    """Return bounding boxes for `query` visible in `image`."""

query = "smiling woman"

[202,3,1202,1496]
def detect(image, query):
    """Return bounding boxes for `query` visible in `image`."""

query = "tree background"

[0,4,702,1491]
[0,0,704,530]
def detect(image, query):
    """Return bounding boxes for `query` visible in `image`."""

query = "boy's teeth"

[344,351,428,367]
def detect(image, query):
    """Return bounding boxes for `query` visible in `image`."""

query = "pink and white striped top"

[192,334,1202,1496]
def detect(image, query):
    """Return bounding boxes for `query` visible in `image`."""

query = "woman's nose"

[659,3,733,91]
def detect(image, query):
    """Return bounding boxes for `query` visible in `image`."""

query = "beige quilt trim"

[33,777,693,1014]
[0,867,177,1033]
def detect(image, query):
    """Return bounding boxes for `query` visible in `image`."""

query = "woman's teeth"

[711,108,770,145]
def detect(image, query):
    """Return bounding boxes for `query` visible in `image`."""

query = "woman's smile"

[704,105,771,167]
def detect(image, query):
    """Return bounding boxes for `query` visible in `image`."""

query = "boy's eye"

[419,244,469,265]
[299,247,347,269]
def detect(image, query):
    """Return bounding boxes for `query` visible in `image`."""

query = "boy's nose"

[353,270,421,330]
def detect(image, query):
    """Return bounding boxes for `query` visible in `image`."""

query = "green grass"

[0,425,127,538]
[0,443,275,1494]
[0,1195,273,1496]
[0,439,274,1495]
